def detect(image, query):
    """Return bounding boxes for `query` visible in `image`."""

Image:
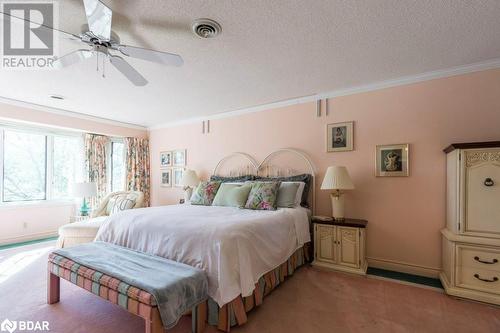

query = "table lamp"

[73,182,97,216]
[180,170,200,202]
[320,166,355,220]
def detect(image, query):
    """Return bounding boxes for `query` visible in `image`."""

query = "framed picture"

[161,169,172,187]
[376,144,409,177]
[173,149,186,167]
[160,151,172,167]
[173,168,185,187]
[327,121,354,152]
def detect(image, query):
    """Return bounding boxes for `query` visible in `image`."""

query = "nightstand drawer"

[457,245,500,272]
[457,266,500,295]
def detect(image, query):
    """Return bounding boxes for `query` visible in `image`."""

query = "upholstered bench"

[47,242,208,333]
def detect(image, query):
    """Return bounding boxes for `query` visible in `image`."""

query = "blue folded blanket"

[54,241,208,329]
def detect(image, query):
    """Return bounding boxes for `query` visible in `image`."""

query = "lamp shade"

[72,182,97,197]
[180,169,200,187]
[320,166,355,190]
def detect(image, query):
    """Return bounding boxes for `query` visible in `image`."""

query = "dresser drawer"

[457,245,500,272]
[456,266,500,294]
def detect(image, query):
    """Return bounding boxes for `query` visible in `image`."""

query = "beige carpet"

[1,241,499,332]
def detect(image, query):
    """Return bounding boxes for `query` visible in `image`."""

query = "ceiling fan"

[5,0,184,86]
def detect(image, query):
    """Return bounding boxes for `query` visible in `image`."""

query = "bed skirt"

[208,242,311,331]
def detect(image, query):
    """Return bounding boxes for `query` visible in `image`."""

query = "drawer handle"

[474,256,498,265]
[474,274,499,283]
[484,178,494,187]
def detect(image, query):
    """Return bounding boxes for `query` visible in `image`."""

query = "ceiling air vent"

[192,18,221,39]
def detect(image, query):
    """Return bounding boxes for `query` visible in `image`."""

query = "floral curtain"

[124,137,150,206]
[84,133,109,208]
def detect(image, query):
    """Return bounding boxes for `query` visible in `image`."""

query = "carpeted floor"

[1,241,500,333]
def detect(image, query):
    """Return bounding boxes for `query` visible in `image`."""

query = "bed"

[96,148,316,331]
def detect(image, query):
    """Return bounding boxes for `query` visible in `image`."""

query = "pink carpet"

[1,241,500,332]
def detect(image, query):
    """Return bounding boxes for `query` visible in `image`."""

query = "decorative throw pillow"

[212,183,252,208]
[256,174,312,207]
[190,181,222,206]
[244,181,280,210]
[106,195,137,215]
[277,182,300,208]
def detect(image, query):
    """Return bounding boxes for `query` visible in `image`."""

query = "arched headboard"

[212,148,316,214]
[212,152,259,176]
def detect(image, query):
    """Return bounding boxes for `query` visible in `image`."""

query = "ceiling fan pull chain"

[102,56,106,78]
[96,52,99,72]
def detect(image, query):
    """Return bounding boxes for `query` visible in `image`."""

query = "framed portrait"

[327,121,354,152]
[160,151,172,168]
[160,169,172,187]
[173,168,185,187]
[376,144,409,177]
[173,149,186,167]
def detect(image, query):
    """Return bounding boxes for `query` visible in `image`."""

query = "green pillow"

[212,183,252,208]
[277,182,300,208]
[190,181,221,206]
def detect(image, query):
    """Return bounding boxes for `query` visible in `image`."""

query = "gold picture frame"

[376,144,409,177]
[327,121,354,152]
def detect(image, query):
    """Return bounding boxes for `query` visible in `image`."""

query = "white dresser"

[441,142,500,305]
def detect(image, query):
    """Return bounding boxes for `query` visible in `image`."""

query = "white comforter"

[95,204,310,306]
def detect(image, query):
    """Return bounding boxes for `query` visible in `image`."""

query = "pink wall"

[149,68,500,275]
[0,104,148,245]
[0,102,147,138]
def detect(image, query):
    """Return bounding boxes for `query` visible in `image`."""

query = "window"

[0,126,83,203]
[2,130,47,202]
[111,141,125,192]
[52,135,82,199]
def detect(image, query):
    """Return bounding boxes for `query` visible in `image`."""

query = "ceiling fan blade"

[52,49,93,69]
[116,45,184,67]
[109,55,148,86]
[83,0,112,40]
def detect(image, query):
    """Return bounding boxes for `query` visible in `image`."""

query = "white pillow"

[280,181,305,207]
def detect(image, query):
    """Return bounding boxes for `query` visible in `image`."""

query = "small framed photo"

[376,144,409,177]
[160,151,172,168]
[173,149,186,167]
[327,121,354,152]
[161,169,172,187]
[173,168,185,187]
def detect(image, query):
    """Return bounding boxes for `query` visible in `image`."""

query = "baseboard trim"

[368,274,444,292]
[367,257,440,278]
[0,231,58,247]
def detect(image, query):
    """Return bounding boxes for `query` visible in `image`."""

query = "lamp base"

[330,192,345,220]
[80,198,90,217]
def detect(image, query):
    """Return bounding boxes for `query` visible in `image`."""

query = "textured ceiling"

[1,0,500,127]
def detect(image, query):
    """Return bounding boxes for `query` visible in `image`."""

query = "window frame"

[0,124,82,206]
[109,138,126,193]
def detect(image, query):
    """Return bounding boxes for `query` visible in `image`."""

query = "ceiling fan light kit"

[47,0,184,86]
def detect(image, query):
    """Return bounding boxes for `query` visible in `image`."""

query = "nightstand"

[311,217,368,275]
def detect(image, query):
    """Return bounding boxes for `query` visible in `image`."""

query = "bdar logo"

[0,319,17,333]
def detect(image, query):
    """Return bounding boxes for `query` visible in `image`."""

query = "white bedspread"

[95,204,310,306]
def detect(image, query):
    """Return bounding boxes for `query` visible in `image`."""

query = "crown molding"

[0,96,147,130]
[148,57,500,130]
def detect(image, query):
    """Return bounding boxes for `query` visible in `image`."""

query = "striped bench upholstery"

[47,253,207,333]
